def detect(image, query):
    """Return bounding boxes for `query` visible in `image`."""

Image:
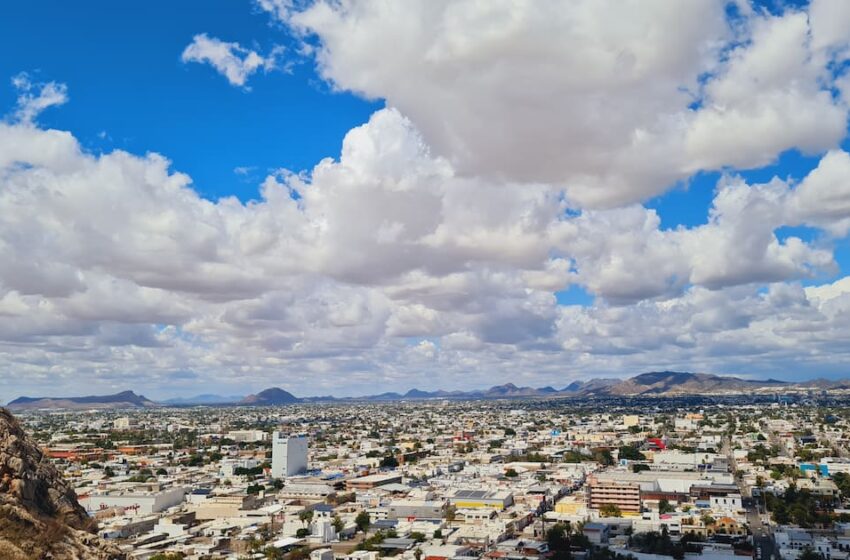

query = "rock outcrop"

[0,407,124,559]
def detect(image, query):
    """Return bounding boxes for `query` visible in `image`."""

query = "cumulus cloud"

[8,72,68,124]
[2,103,850,396]
[181,33,284,88]
[264,0,850,207]
[6,0,850,395]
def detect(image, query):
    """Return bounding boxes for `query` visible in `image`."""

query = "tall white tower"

[271,433,308,477]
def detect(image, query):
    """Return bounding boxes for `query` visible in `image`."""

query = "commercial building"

[226,430,269,443]
[272,433,308,478]
[386,499,445,520]
[346,473,403,490]
[587,476,641,513]
[80,484,187,516]
[448,489,514,510]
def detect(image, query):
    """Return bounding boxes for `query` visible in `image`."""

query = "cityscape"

[5,387,850,560]
[4,1,850,559]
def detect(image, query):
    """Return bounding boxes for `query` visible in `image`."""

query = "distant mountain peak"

[7,390,157,411]
[239,387,300,406]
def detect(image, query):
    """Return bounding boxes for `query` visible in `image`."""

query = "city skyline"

[2,1,850,398]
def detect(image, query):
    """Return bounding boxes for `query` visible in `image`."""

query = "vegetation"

[618,445,646,461]
[355,511,371,533]
[599,504,622,517]
[765,484,834,527]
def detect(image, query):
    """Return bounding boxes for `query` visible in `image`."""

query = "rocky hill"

[239,387,300,406]
[0,407,124,559]
[7,390,157,411]
[576,371,788,396]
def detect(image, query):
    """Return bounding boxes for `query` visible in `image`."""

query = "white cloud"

[8,72,68,124]
[181,34,284,88]
[6,0,850,395]
[3,104,850,396]
[264,0,850,207]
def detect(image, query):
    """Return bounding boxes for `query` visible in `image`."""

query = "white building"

[81,485,186,516]
[272,433,308,478]
[220,458,261,478]
[226,430,268,443]
[113,417,134,430]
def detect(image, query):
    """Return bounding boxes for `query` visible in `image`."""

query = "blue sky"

[0,1,379,200]
[2,1,850,398]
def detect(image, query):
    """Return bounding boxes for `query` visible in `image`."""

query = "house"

[583,522,610,545]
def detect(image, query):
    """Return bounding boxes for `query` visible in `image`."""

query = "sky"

[2,0,850,400]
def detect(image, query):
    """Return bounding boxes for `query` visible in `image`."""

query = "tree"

[380,455,399,469]
[599,504,622,518]
[332,515,345,534]
[445,505,457,522]
[264,546,284,560]
[355,511,371,533]
[546,522,573,560]
[618,445,646,461]
[296,528,310,538]
[659,499,675,514]
[799,547,823,560]
[505,468,519,478]
[433,529,443,539]
[299,510,314,525]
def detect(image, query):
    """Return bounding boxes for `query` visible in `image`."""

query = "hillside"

[581,371,788,396]
[7,390,158,411]
[0,408,124,559]
[239,387,300,406]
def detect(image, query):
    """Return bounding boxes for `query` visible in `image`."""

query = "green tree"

[380,455,399,468]
[546,522,574,560]
[799,547,824,560]
[618,445,646,461]
[599,504,622,517]
[299,510,314,525]
[355,511,371,533]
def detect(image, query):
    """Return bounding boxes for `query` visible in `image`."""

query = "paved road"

[725,436,776,560]
[747,496,775,560]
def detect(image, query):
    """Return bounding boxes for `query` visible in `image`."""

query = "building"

[587,476,641,513]
[220,458,260,478]
[113,417,134,430]
[386,499,445,520]
[193,494,260,521]
[346,473,403,490]
[448,489,514,510]
[622,415,640,429]
[272,433,308,478]
[226,430,269,443]
[80,484,187,516]
[583,522,611,545]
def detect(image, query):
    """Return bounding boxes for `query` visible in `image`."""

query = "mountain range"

[7,371,850,409]
[6,390,157,411]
